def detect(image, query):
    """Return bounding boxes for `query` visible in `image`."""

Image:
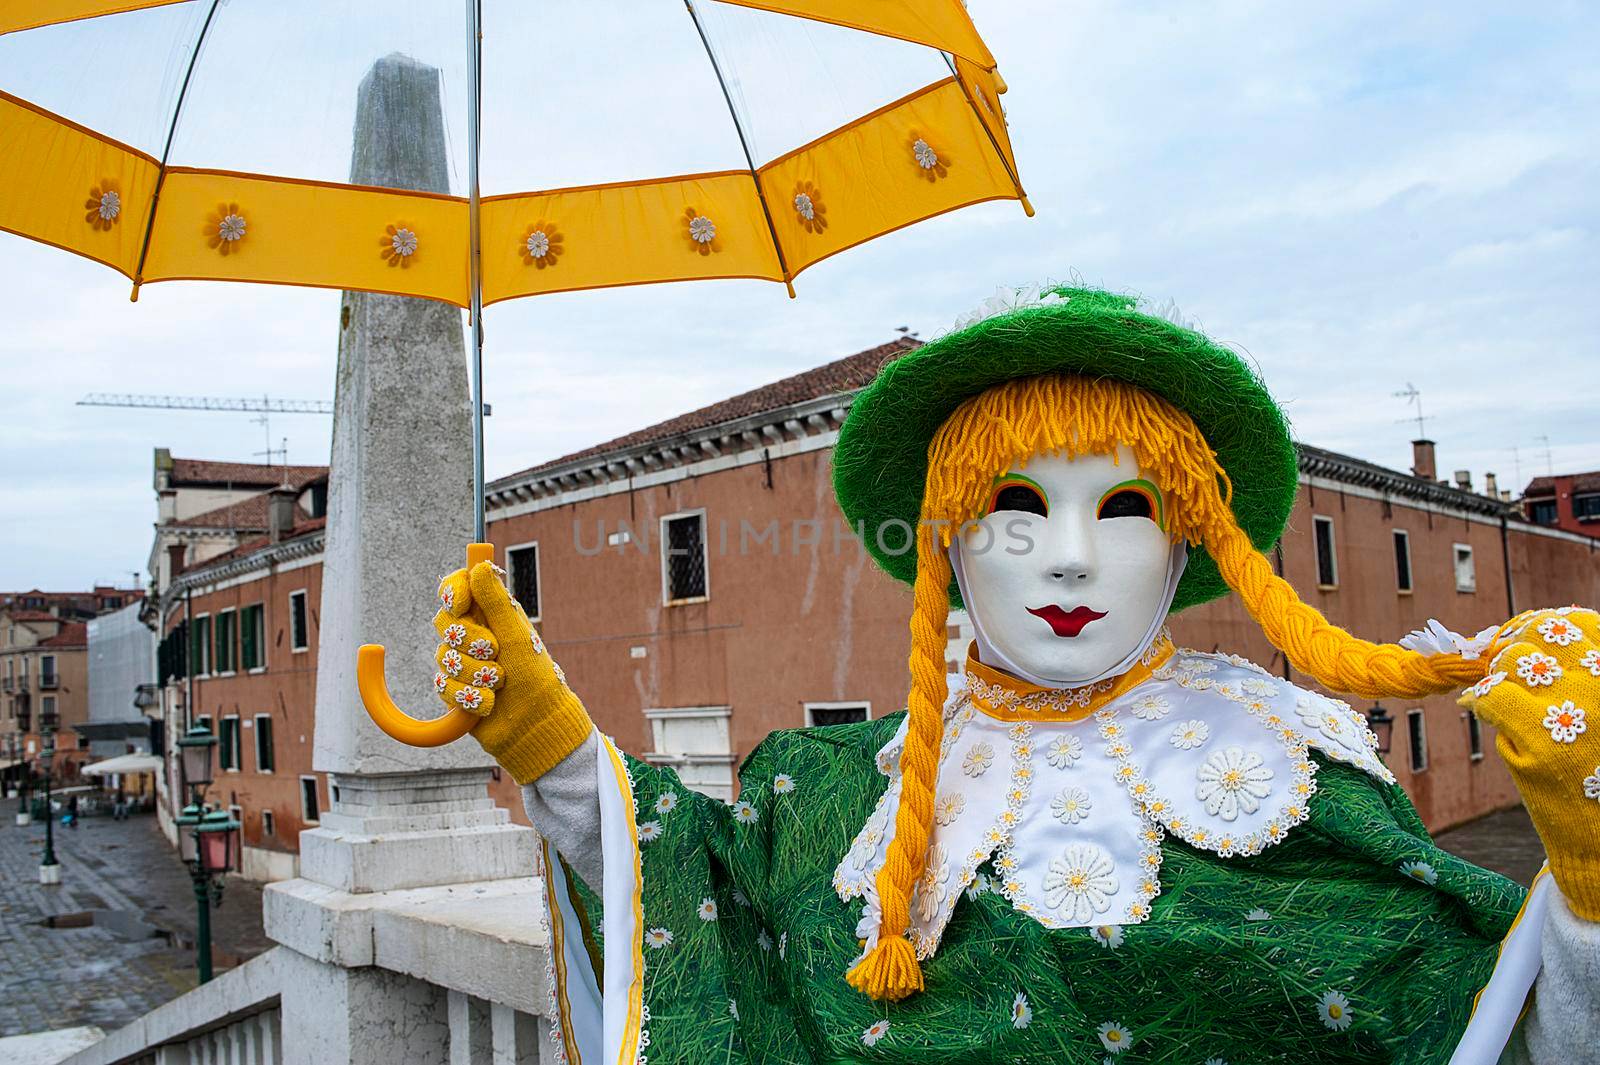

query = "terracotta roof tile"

[493,336,920,484]
[38,623,87,648]
[169,457,328,490]
[189,516,328,570]
[4,610,61,623]
[170,491,314,530]
[1525,472,1600,496]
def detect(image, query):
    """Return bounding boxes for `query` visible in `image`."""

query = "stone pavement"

[0,811,269,1039]
[1434,804,1547,888]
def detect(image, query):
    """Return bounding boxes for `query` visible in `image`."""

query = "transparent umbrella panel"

[0,0,1026,309]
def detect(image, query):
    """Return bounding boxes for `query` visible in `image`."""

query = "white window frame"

[221,714,241,773]
[241,602,267,674]
[300,775,321,824]
[261,809,275,838]
[1406,708,1428,773]
[1312,515,1338,589]
[1453,543,1477,593]
[215,607,238,676]
[288,590,310,653]
[640,706,737,792]
[254,713,275,773]
[1465,709,1484,762]
[1392,528,1413,594]
[659,508,710,606]
[505,540,543,623]
[804,701,873,727]
[193,612,212,676]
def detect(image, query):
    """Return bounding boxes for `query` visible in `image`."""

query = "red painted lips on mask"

[1026,604,1107,638]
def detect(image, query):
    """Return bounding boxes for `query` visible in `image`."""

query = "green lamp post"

[176,724,238,983]
[38,736,59,884]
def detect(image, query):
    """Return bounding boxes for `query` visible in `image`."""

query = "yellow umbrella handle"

[357,543,494,747]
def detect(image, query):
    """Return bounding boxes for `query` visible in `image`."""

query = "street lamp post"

[1365,704,1395,756]
[38,737,59,885]
[175,725,238,984]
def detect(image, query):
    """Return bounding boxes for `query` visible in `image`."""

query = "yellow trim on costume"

[0,0,192,36]
[965,640,1175,722]
[600,739,646,1065]
[1468,863,1550,1027]
[542,843,584,1065]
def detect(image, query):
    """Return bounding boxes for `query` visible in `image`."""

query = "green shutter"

[241,605,262,671]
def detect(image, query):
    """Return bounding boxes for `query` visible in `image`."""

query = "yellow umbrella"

[0,0,1030,742]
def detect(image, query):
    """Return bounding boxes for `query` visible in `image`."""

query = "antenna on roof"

[1535,434,1554,477]
[1394,383,1429,439]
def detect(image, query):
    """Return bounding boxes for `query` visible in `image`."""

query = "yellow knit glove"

[431,560,594,785]
[1459,606,1600,920]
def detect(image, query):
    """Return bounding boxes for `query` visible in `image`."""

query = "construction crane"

[77,393,334,414]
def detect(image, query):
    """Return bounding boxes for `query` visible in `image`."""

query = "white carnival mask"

[950,447,1186,688]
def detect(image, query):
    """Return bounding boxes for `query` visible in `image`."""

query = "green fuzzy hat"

[831,285,1299,612]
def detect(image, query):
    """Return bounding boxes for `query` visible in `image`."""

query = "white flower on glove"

[1400,619,1498,660]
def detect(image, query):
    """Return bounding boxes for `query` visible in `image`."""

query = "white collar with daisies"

[833,634,1392,960]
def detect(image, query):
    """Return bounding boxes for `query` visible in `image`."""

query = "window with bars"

[1393,530,1413,592]
[1313,516,1338,588]
[662,512,708,603]
[508,543,541,621]
[806,703,870,727]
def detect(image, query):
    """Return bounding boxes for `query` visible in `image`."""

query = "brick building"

[481,339,1600,830]
[144,340,1600,880]
[1,610,91,788]
[1522,470,1600,539]
[149,454,330,881]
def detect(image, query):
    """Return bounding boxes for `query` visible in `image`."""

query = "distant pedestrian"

[66,795,78,829]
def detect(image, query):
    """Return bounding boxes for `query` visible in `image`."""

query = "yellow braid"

[846,373,1484,1000]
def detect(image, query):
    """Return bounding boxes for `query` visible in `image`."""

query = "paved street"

[0,798,1550,1042]
[0,810,268,1039]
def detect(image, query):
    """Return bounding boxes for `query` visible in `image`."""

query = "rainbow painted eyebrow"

[1097,477,1165,530]
[987,471,1049,515]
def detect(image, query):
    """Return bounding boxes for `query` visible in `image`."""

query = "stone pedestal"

[39,861,60,885]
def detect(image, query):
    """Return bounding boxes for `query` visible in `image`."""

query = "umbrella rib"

[129,0,224,301]
[939,52,1032,218]
[682,0,796,299]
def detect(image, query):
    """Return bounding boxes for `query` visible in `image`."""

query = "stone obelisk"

[266,55,538,1065]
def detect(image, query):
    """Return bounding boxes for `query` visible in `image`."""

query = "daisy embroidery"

[530,629,546,655]
[438,584,455,610]
[1011,992,1032,1029]
[644,928,673,949]
[1169,719,1210,750]
[908,132,947,179]
[1046,734,1084,768]
[381,223,418,266]
[1537,616,1582,646]
[1042,843,1118,921]
[773,773,795,794]
[1515,652,1561,687]
[1468,672,1506,698]
[697,898,718,922]
[442,623,466,648]
[1089,924,1124,949]
[1241,678,1280,697]
[1097,1021,1133,1054]
[1129,694,1171,721]
[1543,701,1586,743]
[466,637,495,659]
[756,929,773,952]
[87,185,122,229]
[962,742,996,777]
[1196,746,1274,820]
[1399,860,1438,885]
[861,1020,890,1047]
[454,686,484,711]
[207,203,247,254]
[792,180,827,234]
[440,649,463,676]
[655,791,679,815]
[778,931,788,959]
[1245,908,1270,922]
[471,665,499,687]
[1050,785,1093,825]
[1318,990,1353,1031]
[520,222,564,268]
[1583,649,1600,677]
[728,999,739,1020]
[637,820,663,843]
[732,799,759,824]
[1584,767,1600,802]
[432,671,447,694]
[935,793,966,825]
[684,207,719,253]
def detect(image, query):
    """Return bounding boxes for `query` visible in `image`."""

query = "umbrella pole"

[465,0,487,544]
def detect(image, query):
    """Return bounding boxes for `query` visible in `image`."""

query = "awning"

[81,753,162,777]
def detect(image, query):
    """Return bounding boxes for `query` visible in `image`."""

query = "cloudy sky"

[1,0,1595,591]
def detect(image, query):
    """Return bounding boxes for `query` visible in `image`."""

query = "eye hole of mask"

[989,481,1048,517]
[1098,486,1157,522]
